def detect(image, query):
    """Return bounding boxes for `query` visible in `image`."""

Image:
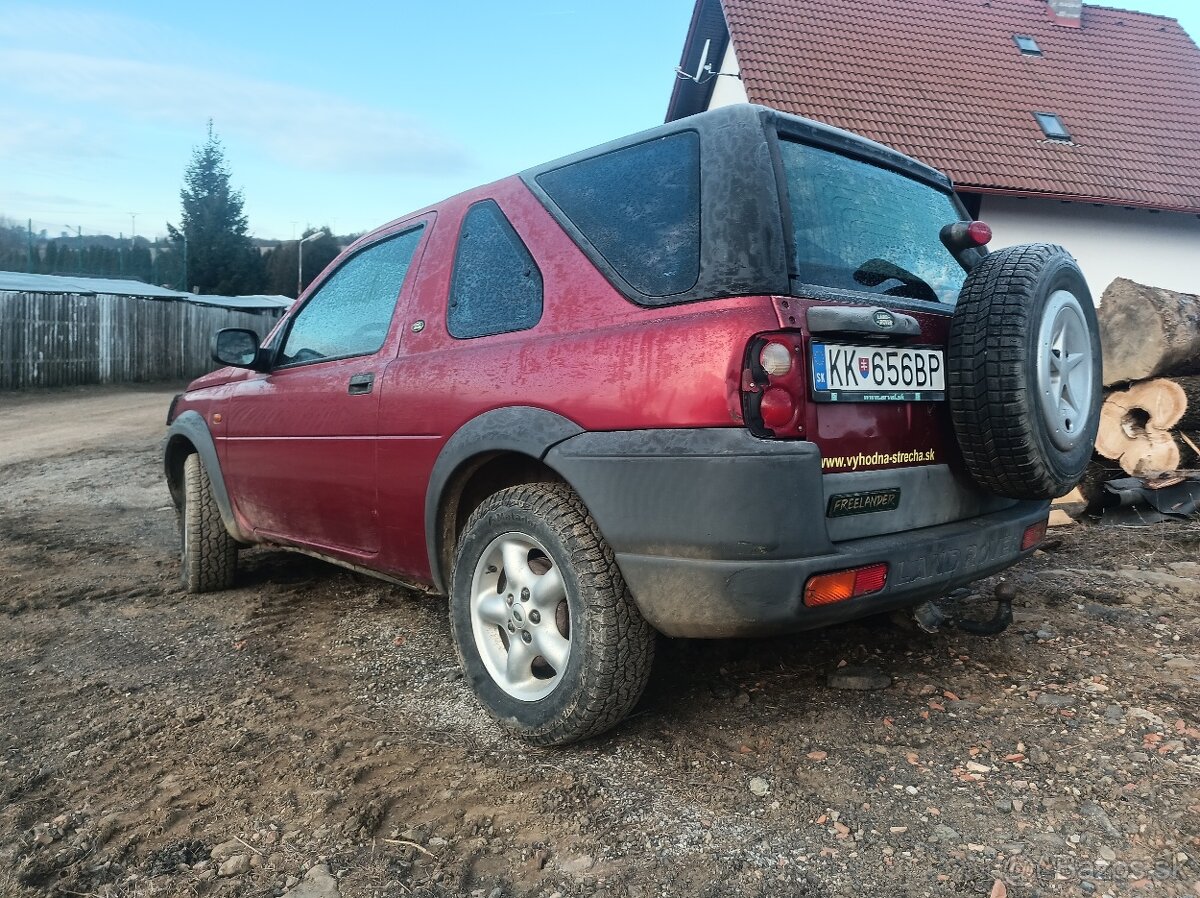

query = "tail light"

[804,563,889,606]
[1021,519,1048,551]
[742,332,806,438]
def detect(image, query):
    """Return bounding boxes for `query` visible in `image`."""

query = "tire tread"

[947,243,1096,499]
[182,453,237,593]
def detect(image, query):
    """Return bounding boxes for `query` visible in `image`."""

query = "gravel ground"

[1,386,1198,898]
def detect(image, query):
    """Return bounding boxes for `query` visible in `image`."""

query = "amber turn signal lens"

[804,562,888,607]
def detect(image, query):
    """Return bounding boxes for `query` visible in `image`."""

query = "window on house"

[1034,112,1072,141]
[447,200,543,339]
[1014,35,1043,55]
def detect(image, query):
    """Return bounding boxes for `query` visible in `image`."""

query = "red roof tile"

[720,0,1200,212]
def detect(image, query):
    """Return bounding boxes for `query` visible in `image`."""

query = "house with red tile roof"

[667,0,1200,299]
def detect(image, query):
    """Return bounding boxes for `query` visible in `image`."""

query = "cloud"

[0,45,470,176]
[0,114,107,160]
[0,189,113,210]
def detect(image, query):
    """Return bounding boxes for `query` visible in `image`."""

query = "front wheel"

[449,482,655,746]
[180,453,238,593]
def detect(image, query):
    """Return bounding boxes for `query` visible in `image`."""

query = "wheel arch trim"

[164,410,252,542]
[424,407,584,594]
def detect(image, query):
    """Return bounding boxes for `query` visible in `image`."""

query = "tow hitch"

[912,581,1015,636]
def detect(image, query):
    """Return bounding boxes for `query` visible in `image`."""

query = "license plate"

[811,343,945,402]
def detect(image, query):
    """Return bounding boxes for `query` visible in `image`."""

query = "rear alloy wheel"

[180,453,238,593]
[948,243,1102,499]
[449,482,655,746]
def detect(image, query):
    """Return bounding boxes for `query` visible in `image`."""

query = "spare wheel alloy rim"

[469,531,572,701]
[1036,289,1093,452]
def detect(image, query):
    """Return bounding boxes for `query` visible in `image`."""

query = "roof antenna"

[674,38,713,82]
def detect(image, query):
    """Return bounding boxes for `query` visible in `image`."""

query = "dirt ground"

[1,385,1198,898]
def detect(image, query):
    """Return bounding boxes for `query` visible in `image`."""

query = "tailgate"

[772,295,1015,540]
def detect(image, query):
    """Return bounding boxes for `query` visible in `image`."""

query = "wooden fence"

[0,291,281,390]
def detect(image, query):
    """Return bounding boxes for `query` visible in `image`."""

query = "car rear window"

[779,140,967,305]
[536,131,700,299]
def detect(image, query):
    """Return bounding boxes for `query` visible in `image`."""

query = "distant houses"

[668,0,1200,299]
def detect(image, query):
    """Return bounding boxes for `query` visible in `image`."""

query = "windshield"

[779,139,968,305]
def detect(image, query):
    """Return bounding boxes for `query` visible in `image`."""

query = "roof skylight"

[1034,112,1072,141]
[1014,35,1043,55]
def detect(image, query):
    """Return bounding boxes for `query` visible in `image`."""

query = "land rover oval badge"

[873,309,896,329]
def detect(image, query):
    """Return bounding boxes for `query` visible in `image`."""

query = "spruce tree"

[167,122,263,295]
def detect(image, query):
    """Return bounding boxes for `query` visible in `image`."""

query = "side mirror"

[212,328,263,370]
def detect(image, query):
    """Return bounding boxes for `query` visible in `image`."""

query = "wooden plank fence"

[0,291,281,390]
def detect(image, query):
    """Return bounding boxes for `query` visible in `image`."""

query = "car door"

[220,222,428,557]
[374,195,547,580]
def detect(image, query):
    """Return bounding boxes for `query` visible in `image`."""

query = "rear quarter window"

[536,131,700,298]
[447,200,543,339]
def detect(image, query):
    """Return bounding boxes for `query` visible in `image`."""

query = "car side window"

[277,224,425,366]
[447,200,543,339]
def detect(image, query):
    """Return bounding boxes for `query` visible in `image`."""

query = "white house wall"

[979,194,1200,300]
[706,42,749,109]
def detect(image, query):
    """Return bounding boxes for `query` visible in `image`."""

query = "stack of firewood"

[1076,278,1200,508]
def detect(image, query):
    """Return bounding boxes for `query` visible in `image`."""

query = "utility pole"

[26,219,33,273]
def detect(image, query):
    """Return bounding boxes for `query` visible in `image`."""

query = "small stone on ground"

[827,665,892,691]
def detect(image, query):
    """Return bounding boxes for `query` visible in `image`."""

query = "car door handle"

[348,373,375,395]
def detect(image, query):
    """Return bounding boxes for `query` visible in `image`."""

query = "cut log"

[1098,278,1200,386]
[1095,379,1186,458]
[1164,374,1200,434]
[1048,508,1076,527]
[1176,431,1200,471]
[1095,380,1184,476]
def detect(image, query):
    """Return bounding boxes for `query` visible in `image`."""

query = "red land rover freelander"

[164,105,1102,744]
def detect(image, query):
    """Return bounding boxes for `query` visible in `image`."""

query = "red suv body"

[165,105,1099,743]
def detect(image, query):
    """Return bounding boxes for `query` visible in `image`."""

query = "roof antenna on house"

[675,38,713,82]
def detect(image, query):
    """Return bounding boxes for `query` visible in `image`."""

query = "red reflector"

[853,563,888,595]
[804,563,888,606]
[1021,519,1048,551]
[966,220,992,246]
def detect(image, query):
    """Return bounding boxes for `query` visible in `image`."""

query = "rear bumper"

[546,428,1048,637]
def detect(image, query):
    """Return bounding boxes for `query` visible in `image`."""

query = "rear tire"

[948,243,1102,499]
[449,482,655,746]
[181,453,237,593]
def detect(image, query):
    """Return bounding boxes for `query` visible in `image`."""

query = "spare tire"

[947,243,1101,499]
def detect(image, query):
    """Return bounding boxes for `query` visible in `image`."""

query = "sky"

[1,0,1197,243]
